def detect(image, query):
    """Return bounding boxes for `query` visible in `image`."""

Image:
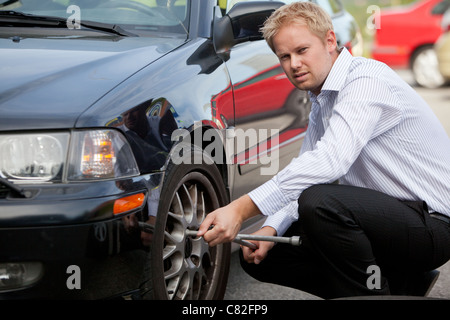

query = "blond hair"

[261,1,334,52]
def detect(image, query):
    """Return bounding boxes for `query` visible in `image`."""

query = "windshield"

[0,0,190,36]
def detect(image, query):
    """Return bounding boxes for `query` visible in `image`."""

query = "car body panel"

[0,35,185,130]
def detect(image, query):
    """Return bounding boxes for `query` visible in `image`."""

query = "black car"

[0,0,362,299]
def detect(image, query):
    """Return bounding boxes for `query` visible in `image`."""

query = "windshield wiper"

[0,10,136,37]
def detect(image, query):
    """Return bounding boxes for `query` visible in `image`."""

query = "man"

[198,2,450,298]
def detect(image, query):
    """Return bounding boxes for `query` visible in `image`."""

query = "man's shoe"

[410,269,440,297]
[422,269,440,297]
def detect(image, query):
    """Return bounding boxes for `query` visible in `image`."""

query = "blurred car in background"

[436,7,450,82]
[372,0,450,88]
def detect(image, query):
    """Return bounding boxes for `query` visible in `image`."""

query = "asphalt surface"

[224,69,450,300]
[225,251,450,300]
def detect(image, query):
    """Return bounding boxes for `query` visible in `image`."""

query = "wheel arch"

[167,121,233,204]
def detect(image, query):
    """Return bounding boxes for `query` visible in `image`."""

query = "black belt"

[430,212,450,225]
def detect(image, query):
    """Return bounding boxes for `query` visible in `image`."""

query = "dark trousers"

[240,184,450,299]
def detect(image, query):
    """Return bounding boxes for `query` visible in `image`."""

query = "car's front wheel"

[150,146,231,300]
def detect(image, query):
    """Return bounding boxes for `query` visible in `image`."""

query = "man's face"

[123,108,146,131]
[272,23,338,96]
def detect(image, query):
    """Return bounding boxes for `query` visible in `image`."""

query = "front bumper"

[0,172,163,299]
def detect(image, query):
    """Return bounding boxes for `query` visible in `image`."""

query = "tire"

[411,45,445,89]
[150,146,231,300]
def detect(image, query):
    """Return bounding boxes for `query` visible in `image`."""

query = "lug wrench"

[185,229,301,249]
[185,229,258,249]
[234,233,301,246]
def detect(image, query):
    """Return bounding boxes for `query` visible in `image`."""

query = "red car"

[372,0,450,88]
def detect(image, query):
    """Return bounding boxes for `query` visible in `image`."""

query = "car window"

[431,0,450,15]
[0,0,190,35]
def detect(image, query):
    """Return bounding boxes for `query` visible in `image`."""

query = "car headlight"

[0,129,139,183]
[0,133,69,181]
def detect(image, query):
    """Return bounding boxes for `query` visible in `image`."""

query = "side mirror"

[213,1,284,53]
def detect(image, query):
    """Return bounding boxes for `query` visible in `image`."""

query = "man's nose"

[291,55,303,70]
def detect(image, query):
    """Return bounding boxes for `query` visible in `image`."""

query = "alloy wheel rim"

[162,173,223,300]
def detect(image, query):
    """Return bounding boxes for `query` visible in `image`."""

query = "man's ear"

[325,30,338,53]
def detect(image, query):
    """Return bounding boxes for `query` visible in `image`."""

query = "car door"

[223,0,311,200]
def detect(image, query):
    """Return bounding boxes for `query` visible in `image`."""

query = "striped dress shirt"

[249,48,450,236]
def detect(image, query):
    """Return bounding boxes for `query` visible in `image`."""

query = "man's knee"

[298,184,344,233]
[298,183,331,207]
[298,184,330,211]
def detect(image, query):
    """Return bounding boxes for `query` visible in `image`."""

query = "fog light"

[0,262,43,291]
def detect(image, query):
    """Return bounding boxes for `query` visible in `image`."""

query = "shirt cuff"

[248,178,290,216]
[261,202,299,236]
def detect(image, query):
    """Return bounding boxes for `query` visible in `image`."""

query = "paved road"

[224,69,450,300]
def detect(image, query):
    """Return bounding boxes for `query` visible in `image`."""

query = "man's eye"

[298,48,307,53]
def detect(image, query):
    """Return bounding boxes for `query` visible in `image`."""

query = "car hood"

[0,35,185,131]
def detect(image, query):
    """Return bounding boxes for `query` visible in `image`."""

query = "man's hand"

[241,226,276,264]
[197,195,261,247]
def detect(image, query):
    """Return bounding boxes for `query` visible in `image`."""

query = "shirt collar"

[315,47,353,95]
